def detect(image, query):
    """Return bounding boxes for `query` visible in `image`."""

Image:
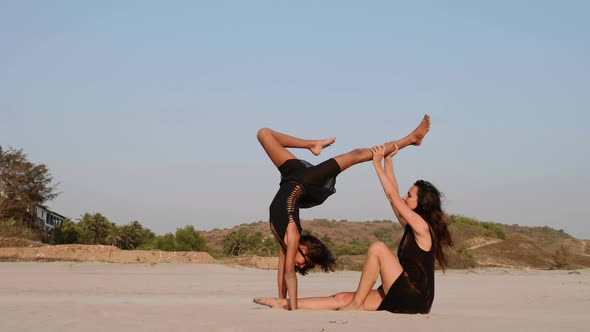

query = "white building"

[35,206,66,229]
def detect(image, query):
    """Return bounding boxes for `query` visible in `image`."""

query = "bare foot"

[410,114,431,146]
[253,297,288,309]
[310,137,336,156]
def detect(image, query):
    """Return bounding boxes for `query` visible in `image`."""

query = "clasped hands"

[370,144,399,164]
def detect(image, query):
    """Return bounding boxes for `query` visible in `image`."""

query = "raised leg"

[340,242,403,311]
[257,128,336,168]
[333,114,430,171]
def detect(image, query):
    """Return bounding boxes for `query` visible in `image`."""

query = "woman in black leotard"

[254,138,452,313]
[255,115,432,310]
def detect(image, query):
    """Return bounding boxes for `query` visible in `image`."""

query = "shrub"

[47,219,81,244]
[222,229,267,256]
[313,219,337,228]
[449,214,507,240]
[0,219,42,240]
[175,225,208,251]
[447,246,478,269]
[551,245,571,269]
[374,227,396,246]
[139,226,209,252]
[331,238,371,256]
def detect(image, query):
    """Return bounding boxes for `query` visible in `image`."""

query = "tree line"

[0,145,388,257]
[0,144,398,257]
[47,213,208,252]
[0,145,210,252]
[1,145,576,269]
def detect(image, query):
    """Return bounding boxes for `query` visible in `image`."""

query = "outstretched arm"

[277,247,287,298]
[383,155,408,227]
[371,145,429,235]
[283,224,300,310]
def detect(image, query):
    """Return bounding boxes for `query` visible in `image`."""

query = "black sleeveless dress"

[377,225,436,314]
[269,158,341,245]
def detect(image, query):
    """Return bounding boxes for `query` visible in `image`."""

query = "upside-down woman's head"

[295,233,337,276]
[411,180,454,270]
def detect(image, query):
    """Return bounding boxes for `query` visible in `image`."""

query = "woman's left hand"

[371,145,386,164]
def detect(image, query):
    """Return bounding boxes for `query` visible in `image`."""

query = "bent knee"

[369,241,390,255]
[332,292,354,305]
[257,128,272,140]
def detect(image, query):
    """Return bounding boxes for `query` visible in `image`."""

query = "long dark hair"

[413,180,453,270]
[296,233,337,276]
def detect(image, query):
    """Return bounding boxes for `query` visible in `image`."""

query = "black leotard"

[278,159,340,209]
[377,225,436,314]
[269,158,341,246]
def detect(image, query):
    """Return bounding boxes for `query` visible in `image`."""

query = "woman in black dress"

[254,137,452,313]
[255,115,432,311]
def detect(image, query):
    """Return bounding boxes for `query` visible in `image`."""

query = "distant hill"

[201,216,590,270]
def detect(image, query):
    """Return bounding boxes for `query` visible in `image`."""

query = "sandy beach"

[1,262,588,332]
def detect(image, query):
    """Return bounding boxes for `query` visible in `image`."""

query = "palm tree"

[78,213,112,244]
[105,226,122,247]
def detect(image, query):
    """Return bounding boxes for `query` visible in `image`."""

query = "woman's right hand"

[371,145,385,165]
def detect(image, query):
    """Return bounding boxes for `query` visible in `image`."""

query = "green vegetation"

[221,229,279,256]
[312,219,338,228]
[218,227,372,258]
[448,246,478,269]
[47,213,158,250]
[374,227,396,246]
[507,225,571,243]
[448,214,507,240]
[139,225,208,252]
[331,238,371,256]
[44,213,209,253]
[371,219,394,223]
[320,233,333,246]
[0,219,43,241]
[47,219,83,244]
[4,145,587,270]
[550,245,571,269]
[1,145,581,269]
[0,146,59,228]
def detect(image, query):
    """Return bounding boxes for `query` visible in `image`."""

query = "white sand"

[1,262,588,332]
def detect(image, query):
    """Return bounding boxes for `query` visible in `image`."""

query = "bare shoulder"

[410,220,432,252]
[411,219,430,235]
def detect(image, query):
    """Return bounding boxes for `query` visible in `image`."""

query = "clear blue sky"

[1,1,589,239]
